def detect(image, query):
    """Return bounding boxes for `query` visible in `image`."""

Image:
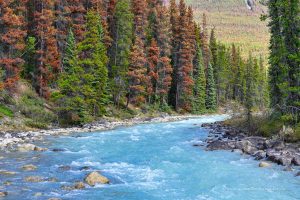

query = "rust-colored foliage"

[201,13,210,70]
[33,0,61,98]
[0,0,28,89]
[175,0,195,111]
[132,0,148,39]
[128,36,148,105]
[67,0,86,41]
[147,39,160,96]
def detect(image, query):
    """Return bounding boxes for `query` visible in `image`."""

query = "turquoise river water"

[0,115,300,200]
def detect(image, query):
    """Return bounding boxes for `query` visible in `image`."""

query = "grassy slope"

[187,0,269,58]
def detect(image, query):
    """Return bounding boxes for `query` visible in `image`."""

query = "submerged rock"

[259,161,271,168]
[84,171,109,186]
[34,192,43,197]
[0,191,8,197]
[21,164,37,171]
[0,170,17,176]
[80,166,91,171]
[34,146,47,151]
[295,171,300,177]
[48,198,62,200]
[74,182,85,189]
[24,176,44,182]
[58,166,71,171]
[3,181,12,186]
[52,148,65,152]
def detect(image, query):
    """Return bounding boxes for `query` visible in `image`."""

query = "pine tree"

[109,0,133,106]
[192,44,206,113]
[245,54,255,131]
[127,36,147,105]
[205,63,216,110]
[33,0,61,98]
[23,36,36,82]
[281,0,300,111]
[67,0,86,41]
[63,29,76,72]
[77,10,109,115]
[168,0,180,108]
[146,39,160,103]
[201,13,210,70]
[0,0,28,89]
[210,27,218,96]
[52,29,87,124]
[156,5,172,106]
[268,0,288,108]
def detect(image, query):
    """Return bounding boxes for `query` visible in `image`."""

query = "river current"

[1,115,300,200]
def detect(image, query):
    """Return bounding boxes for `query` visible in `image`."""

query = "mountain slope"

[188,0,269,58]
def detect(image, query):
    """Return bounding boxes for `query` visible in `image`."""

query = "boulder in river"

[21,164,37,171]
[17,144,36,152]
[84,171,109,186]
[259,161,271,168]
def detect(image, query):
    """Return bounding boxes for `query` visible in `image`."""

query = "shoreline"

[0,114,216,151]
[201,122,300,175]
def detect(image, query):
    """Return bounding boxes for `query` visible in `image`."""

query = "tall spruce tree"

[205,63,216,110]
[193,44,206,113]
[109,0,133,106]
[77,10,109,116]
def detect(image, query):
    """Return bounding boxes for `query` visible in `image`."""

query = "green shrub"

[17,90,55,126]
[25,119,48,129]
[0,104,14,118]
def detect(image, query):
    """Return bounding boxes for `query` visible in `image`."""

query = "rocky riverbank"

[0,114,204,152]
[200,122,300,175]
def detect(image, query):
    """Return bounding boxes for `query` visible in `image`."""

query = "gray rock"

[295,171,300,177]
[58,166,71,171]
[206,140,234,151]
[254,150,266,160]
[292,155,300,166]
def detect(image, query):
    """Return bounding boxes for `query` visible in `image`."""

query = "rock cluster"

[201,122,300,173]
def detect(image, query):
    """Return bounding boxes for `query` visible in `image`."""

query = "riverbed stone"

[0,170,17,176]
[295,171,300,177]
[24,176,44,182]
[3,181,12,186]
[21,164,37,171]
[74,182,85,189]
[84,171,109,186]
[0,191,8,197]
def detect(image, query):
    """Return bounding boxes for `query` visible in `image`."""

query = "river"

[0,115,300,199]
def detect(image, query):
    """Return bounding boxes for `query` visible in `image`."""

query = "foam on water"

[1,115,300,200]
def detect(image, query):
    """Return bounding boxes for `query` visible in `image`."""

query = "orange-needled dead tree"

[0,0,28,90]
[33,0,60,98]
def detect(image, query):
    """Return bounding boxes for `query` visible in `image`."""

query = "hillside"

[188,0,269,58]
